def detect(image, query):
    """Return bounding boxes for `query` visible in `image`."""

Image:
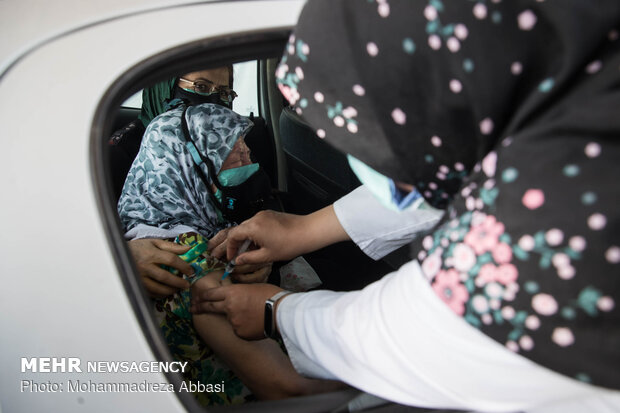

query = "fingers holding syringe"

[225,221,273,265]
[226,210,309,264]
[208,228,230,260]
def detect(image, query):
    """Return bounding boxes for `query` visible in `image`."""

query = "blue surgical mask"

[347,155,423,211]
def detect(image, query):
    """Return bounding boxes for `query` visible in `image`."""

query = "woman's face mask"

[211,136,277,223]
[347,155,423,212]
[214,163,274,223]
[216,163,260,190]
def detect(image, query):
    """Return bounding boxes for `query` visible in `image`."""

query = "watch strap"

[264,290,292,339]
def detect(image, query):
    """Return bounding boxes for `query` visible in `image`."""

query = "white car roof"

[0,0,215,76]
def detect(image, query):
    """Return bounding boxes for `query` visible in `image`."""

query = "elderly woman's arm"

[190,272,345,399]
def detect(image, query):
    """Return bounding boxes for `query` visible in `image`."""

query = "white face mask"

[347,155,424,212]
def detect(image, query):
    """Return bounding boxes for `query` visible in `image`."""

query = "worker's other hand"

[190,283,283,340]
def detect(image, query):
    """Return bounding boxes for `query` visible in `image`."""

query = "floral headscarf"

[277,0,620,389]
[118,103,253,239]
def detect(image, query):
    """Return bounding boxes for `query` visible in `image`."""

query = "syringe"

[221,239,252,280]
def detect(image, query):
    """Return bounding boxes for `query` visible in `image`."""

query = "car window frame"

[119,60,260,117]
[90,29,305,413]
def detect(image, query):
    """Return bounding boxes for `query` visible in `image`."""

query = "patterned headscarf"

[118,103,253,238]
[277,0,620,389]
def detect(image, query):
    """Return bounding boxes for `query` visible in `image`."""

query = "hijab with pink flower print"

[276,0,620,389]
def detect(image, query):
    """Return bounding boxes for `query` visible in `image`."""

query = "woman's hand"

[128,238,193,298]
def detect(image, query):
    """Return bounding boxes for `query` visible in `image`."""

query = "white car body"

[0,1,311,411]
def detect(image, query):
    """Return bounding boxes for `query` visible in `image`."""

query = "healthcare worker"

[192,0,620,411]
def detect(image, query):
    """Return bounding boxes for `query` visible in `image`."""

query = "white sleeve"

[333,186,443,260]
[277,260,620,412]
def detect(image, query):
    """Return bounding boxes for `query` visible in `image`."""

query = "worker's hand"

[210,210,311,265]
[230,263,272,284]
[210,206,348,268]
[128,238,192,298]
[190,283,283,340]
[209,228,273,283]
[223,207,349,266]
[208,227,233,257]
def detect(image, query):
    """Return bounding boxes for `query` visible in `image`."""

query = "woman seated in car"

[117,66,335,405]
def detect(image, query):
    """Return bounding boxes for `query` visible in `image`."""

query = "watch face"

[264,301,275,338]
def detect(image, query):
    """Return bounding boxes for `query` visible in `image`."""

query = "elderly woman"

[109,66,236,202]
[117,99,333,405]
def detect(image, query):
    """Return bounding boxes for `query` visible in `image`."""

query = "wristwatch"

[264,290,292,339]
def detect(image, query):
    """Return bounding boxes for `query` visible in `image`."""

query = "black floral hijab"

[277,0,620,390]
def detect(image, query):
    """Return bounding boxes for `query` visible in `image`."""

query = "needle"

[221,239,252,280]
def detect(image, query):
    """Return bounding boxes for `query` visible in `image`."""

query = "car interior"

[92,30,423,413]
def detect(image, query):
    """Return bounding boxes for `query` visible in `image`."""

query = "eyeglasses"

[179,77,238,103]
